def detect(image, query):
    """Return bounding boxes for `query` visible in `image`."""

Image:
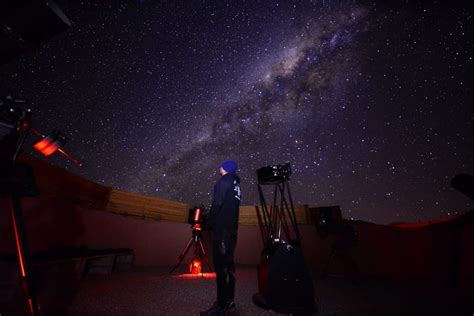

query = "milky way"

[0,1,472,223]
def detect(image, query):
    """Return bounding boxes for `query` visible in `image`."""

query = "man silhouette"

[201,160,241,316]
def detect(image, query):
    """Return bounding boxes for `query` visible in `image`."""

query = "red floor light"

[189,258,202,274]
[173,272,215,279]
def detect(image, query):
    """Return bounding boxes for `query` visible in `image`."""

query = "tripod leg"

[9,197,41,316]
[198,238,212,272]
[169,236,194,274]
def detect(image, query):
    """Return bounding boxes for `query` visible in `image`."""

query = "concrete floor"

[2,265,471,315]
[63,266,471,316]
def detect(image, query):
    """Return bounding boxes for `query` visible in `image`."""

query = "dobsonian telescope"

[253,163,317,315]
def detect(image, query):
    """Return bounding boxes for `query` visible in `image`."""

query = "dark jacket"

[208,173,241,234]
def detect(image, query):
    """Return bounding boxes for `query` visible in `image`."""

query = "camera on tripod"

[170,206,212,274]
[188,206,208,230]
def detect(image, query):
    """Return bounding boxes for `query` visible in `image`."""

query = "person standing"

[201,160,241,316]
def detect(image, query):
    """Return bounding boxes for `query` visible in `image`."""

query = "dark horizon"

[0,1,472,224]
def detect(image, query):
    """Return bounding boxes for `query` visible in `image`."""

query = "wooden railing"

[18,154,315,225]
[104,189,188,222]
[239,205,311,225]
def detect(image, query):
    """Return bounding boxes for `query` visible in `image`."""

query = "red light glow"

[173,272,216,279]
[33,139,49,151]
[33,138,59,156]
[189,258,202,274]
[194,208,201,222]
[392,214,459,228]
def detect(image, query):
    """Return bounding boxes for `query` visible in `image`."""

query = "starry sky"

[0,1,472,224]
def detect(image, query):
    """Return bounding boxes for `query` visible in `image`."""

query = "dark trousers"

[212,230,237,306]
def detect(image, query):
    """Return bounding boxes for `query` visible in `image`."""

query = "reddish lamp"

[33,129,66,156]
[31,128,81,166]
[189,258,202,274]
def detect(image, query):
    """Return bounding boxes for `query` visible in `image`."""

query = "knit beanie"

[221,160,238,174]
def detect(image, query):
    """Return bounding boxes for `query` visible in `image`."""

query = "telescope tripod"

[169,226,212,274]
[1,95,81,316]
[1,102,41,316]
[256,179,300,246]
[2,163,41,316]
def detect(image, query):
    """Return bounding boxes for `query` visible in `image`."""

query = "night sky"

[1,1,472,224]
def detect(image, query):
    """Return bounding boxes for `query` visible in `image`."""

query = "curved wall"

[0,196,318,268]
[1,155,473,296]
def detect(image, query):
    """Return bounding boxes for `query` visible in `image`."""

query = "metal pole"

[9,196,41,316]
[285,181,301,242]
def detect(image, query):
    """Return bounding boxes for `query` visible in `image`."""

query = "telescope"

[1,95,80,316]
[256,162,291,184]
[170,206,211,274]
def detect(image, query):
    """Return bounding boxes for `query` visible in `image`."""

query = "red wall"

[0,197,322,268]
[459,223,474,288]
